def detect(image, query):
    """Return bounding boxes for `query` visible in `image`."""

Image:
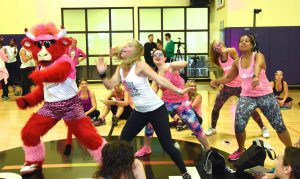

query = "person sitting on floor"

[94,83,133,126]
[270,70,293,109]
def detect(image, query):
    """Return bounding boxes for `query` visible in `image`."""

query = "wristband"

[99,72,107,79]
[176,88,182,94]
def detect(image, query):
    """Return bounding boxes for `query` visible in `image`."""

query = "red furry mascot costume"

[16,23,107,175]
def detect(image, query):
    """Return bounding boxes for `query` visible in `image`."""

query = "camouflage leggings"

[235,93,286,133]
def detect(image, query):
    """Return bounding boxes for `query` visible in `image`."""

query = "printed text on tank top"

[239,54,255,79]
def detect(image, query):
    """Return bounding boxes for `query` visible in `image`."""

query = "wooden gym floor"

[0,82,299,170]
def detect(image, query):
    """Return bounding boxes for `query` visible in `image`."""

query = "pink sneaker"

[228,149,244,160]
[135,146,152,157]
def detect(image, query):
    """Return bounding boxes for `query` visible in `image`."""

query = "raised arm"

[96,57,121,90]
[170,60,187,71]
[138,61,193,94]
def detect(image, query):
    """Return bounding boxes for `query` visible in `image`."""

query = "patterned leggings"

[145,101,204,139]
[235,93,287,133]
[211,85,264,129]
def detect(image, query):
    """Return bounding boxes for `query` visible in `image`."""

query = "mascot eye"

[34,40,56,49]
[34,41,43,49]
[44,41,52,48]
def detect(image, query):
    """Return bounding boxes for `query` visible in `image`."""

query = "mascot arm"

[16,84,44,109]
[29,61,72,84]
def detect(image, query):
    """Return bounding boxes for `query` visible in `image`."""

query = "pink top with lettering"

[161,71,189,103]
[219,54,241,87]
[239,53,272,97]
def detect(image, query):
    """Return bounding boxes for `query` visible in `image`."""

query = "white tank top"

[20,48,36,69]
[41,61,78,102]
[120,63,163,112]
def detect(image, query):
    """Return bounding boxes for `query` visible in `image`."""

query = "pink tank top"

[161,71,189,103]
[239,53,272,97]
[219,54,241,87]
[192,100,202,117]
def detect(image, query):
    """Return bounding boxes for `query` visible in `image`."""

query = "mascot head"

[21,23,72,67]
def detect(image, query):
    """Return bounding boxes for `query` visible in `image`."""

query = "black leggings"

[86,110,100,120]
[20,67,35,96]
[111,105,132,119]
[120,105,187,173]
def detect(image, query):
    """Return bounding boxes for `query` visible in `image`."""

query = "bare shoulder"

[136,61,147,68]
[255,52,265,60]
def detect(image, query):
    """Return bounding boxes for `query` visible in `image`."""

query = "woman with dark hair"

[206,40,270,138]
[254,147,300,179]
[270,70,293,109]
[156,39,163,50]
[95,141,146,179]
[210,35,292,160]
[96,40,193,178]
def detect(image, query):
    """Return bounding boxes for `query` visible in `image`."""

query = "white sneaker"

[261,127,270,138]
[205,128,216,136]
[20,163,41,175]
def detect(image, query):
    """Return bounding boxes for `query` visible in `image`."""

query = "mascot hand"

[16,97,29,110]
[29,70,43,85]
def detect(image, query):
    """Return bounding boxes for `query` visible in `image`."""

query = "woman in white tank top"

[96,40,194,179]
[19,47,36,95]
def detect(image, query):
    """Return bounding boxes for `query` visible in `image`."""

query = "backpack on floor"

[233,139,276,171]
[204,149,226,175]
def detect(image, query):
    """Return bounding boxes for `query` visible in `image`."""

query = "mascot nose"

[37,47,51,60]
[38,53,48,58]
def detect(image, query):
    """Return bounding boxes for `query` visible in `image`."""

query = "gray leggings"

[235,93,287,133]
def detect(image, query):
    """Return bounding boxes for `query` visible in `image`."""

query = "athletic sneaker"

[20,163,42,175]
[135,146,152,157]
[182,172,191,179]
[91,117,97,122]
[93,119,106,126]
[2,96,9,101]
[176,122,187,131]
[261,127,270,138]
[205,127,216,136]
[228,149,244,160]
